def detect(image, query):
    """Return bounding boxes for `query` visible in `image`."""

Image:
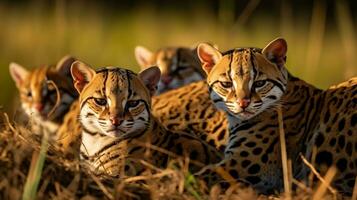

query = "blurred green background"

[0,0,356,115]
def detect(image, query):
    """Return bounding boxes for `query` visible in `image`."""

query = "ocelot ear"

[9,62,29,88]
[139,66,161,96]
[56,55,77,77]
[70,61,95,93]
[191,42,218,52]
[197,43,222,75]
[262,38,287,67]
[135,46,153,69]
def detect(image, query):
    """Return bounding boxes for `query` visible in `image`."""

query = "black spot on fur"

[245,176,261,185]
[241,160,251,168]
[351,113,357,127]
[202,122,207,130]
[190,151,198,160]
[329,138,336,147]
[245,142,256,148]
[184,113,190,120]
[253,147,263,155]
[219,145,226,152]
[315,133,325,147]
[237,123,258,131]
[262,138,269,144]
[266,95,277,100]
[347,130,353,136]
[248,164,261,174]
[200,134,207,141]
[338,135,345,149]
[255,134,263,139]
[229,170,239,179]
[338,118,345,131]
[332,113,340,124]
[208,139,215,146]
[336,158,347,171]
[346,142,353,156]
[261,154,268,163]
[347,179,356,187]
[125,165,130,171]
[240,151,249,157]
[230,159,237,166]
[176,144,183,156]
[324,110,330,124]
[218,130,226,140]
[315,151,333,166]
[230,137,247,148]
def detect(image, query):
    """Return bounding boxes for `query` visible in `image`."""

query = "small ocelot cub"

[9,56,78,140]
[196,38,356,195]
[135,45,205,94]
[70,61,222,178]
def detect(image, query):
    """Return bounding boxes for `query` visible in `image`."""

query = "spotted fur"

[70,62,222,177]
[135,46,205,94]
[9,56,78,139]
[196,38,357,195]
[152,81,229,152]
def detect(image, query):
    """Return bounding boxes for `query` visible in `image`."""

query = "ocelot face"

[71,62,161,139]
[135,46,205,94]
[197,38,289,120]
[9,56,77,122]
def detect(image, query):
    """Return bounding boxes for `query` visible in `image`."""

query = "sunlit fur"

[10,58,78,136]
[75,65,222,177]
[79,67,151,140]
[135,46,205,94]
[152,81,229,152]
[206,48,287,121]
[197,39,357,195]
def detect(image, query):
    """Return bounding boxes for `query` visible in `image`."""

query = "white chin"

[238,112,254,119]
[230,110,255,120]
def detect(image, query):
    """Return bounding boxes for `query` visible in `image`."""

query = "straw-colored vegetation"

[0,0,356,199]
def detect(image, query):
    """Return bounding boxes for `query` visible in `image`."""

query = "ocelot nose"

[238,98,251,109]
[110,116,122,126]
[34,103,44,112]
[161,76,172,85]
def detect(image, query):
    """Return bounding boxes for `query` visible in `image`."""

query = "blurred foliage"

[0,0,356,114]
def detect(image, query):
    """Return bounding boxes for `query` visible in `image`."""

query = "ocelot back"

[9,56,78,139]
[196,38,357,195]
[152,81,229,152]
[135,45,205,94]
[70,61,222,177]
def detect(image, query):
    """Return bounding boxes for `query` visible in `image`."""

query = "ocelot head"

[134,45,205,94]
[197,38,289,120]
[71,61,161,139]
[9,56,78,123]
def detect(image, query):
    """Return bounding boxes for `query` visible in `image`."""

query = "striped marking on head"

[197,38,288,120]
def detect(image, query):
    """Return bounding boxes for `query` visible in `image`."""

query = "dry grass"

[0,110,353,200]
[0,112,256,200]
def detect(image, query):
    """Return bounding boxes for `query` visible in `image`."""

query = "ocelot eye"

[94,98,107,106]
[127,100,140,108]
[220,81,233,88]
[254,80,267,88]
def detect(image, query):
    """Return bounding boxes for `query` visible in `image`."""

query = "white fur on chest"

[80,131,117,156]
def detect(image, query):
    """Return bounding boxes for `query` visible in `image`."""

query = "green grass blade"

[22,133,49,200]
